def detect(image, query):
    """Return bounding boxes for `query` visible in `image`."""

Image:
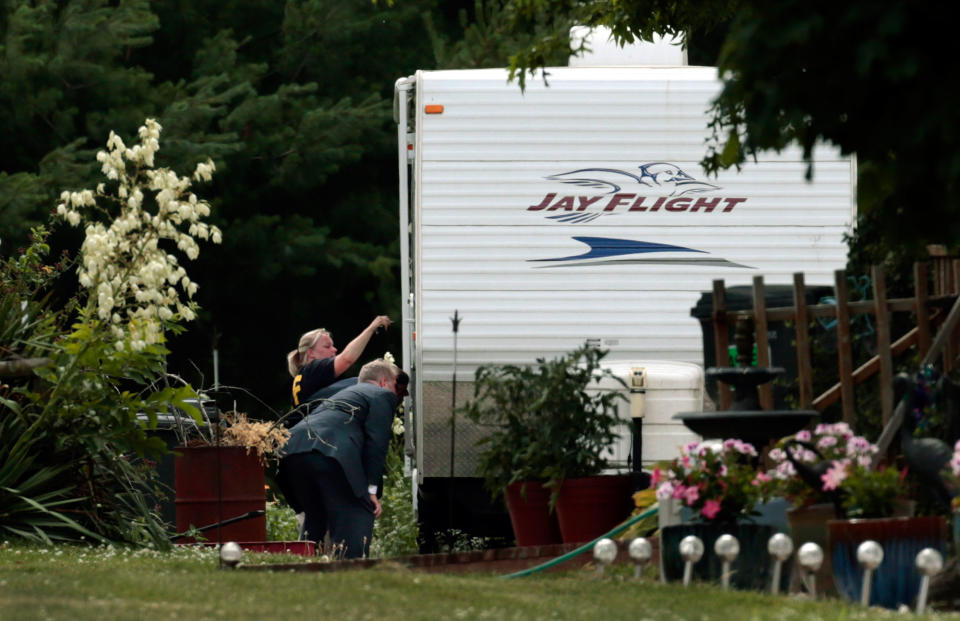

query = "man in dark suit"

[277,358,399,559]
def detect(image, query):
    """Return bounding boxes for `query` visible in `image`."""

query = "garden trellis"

[705,258,960,459]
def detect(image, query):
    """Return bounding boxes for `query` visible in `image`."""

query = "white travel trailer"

[394,56,856,502]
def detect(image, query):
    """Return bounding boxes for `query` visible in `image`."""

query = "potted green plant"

[461,344,632,545]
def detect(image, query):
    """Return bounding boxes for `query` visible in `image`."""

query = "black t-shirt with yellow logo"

[291,357,336,407]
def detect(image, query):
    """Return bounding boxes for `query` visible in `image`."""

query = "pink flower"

[683,485,700,505]
[768,448,786,463]
[655,482,675,501]
[702,499,722,520]
[816,435,838,449]
[650,468,663,486]
[845,436,876,457]
[795,430,811,442]
[751,472,771,486]
[672,484,687,500]
[775,461,796,479]
[821,461,849,491]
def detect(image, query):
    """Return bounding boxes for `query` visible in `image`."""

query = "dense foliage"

[0,0,517,415]
[0,121,219,546]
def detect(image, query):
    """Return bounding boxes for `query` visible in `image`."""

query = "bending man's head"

[358,358,399,392]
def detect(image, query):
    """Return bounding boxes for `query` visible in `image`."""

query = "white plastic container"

[591,360,704,470]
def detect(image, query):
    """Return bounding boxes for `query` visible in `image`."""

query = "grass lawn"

[1,541,958,620]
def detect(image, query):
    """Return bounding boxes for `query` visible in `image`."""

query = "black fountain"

[674,317,820,451]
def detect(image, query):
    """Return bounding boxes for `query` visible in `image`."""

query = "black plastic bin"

[690,285,834,408]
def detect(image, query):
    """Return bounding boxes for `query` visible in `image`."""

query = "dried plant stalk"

[218,411,290,465]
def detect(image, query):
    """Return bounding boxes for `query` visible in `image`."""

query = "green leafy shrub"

[265,498,300,542]
[0,120,219,547]
[461,344,626,506]
[370,422,418,558]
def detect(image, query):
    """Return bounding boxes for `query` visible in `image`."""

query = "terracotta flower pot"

[554,475,634,544]
[828,516,947,609]
[504,481,562,546]
[661,522,789,591]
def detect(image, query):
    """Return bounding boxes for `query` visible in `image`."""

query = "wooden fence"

[707,260,960,457]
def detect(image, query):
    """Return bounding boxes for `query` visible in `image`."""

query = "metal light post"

[856,540,884,607]
[679,535,704,587]
[915,548,944,615]
[593,538,618,576]
[628,537,653,579]
[714,534,740,590]
[797,542,824,598]
[767,533,794,596]
[220,541,242,569]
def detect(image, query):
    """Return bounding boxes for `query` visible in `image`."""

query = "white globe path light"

[593,538,618,576]
[679,535,704,587]
[767,533,794,596]
[220,541,243,569]
[628,537,653,579]
[714,534,740,590]
[915,548,944,615]
[797,542,824,598]
[856,540,884,606]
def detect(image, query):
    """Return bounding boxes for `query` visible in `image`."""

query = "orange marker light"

[424,105,444,114]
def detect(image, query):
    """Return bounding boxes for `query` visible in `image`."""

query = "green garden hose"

[500,505,658,579]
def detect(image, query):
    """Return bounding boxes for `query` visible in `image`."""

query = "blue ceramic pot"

[828,516,947,609]
[660,522,790,591]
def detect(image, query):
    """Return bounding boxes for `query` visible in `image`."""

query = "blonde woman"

[287,315,392,409]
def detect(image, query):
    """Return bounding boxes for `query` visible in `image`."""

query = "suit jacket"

[282,381,398,500]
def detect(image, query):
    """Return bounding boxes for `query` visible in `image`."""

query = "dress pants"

[278,451,375,559]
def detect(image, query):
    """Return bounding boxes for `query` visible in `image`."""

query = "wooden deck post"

[834,270,856,425]
[872,265,894,426]
[793,273,813,409]
[914,262,931,361]
[752,276,773,409]
[712,279,731,410]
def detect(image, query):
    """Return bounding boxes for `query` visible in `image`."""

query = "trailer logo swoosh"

[529,237,754,269]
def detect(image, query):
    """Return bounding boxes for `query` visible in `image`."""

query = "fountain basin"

[707,366,785,411]
[673,410,819,451]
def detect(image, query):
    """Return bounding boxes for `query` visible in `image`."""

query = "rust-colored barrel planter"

[174,446,266,543]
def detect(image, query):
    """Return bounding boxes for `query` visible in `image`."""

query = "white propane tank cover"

[569,26,687,66]
[592,361,703,469]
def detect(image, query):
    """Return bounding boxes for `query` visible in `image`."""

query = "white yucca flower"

[55,118,221,350]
